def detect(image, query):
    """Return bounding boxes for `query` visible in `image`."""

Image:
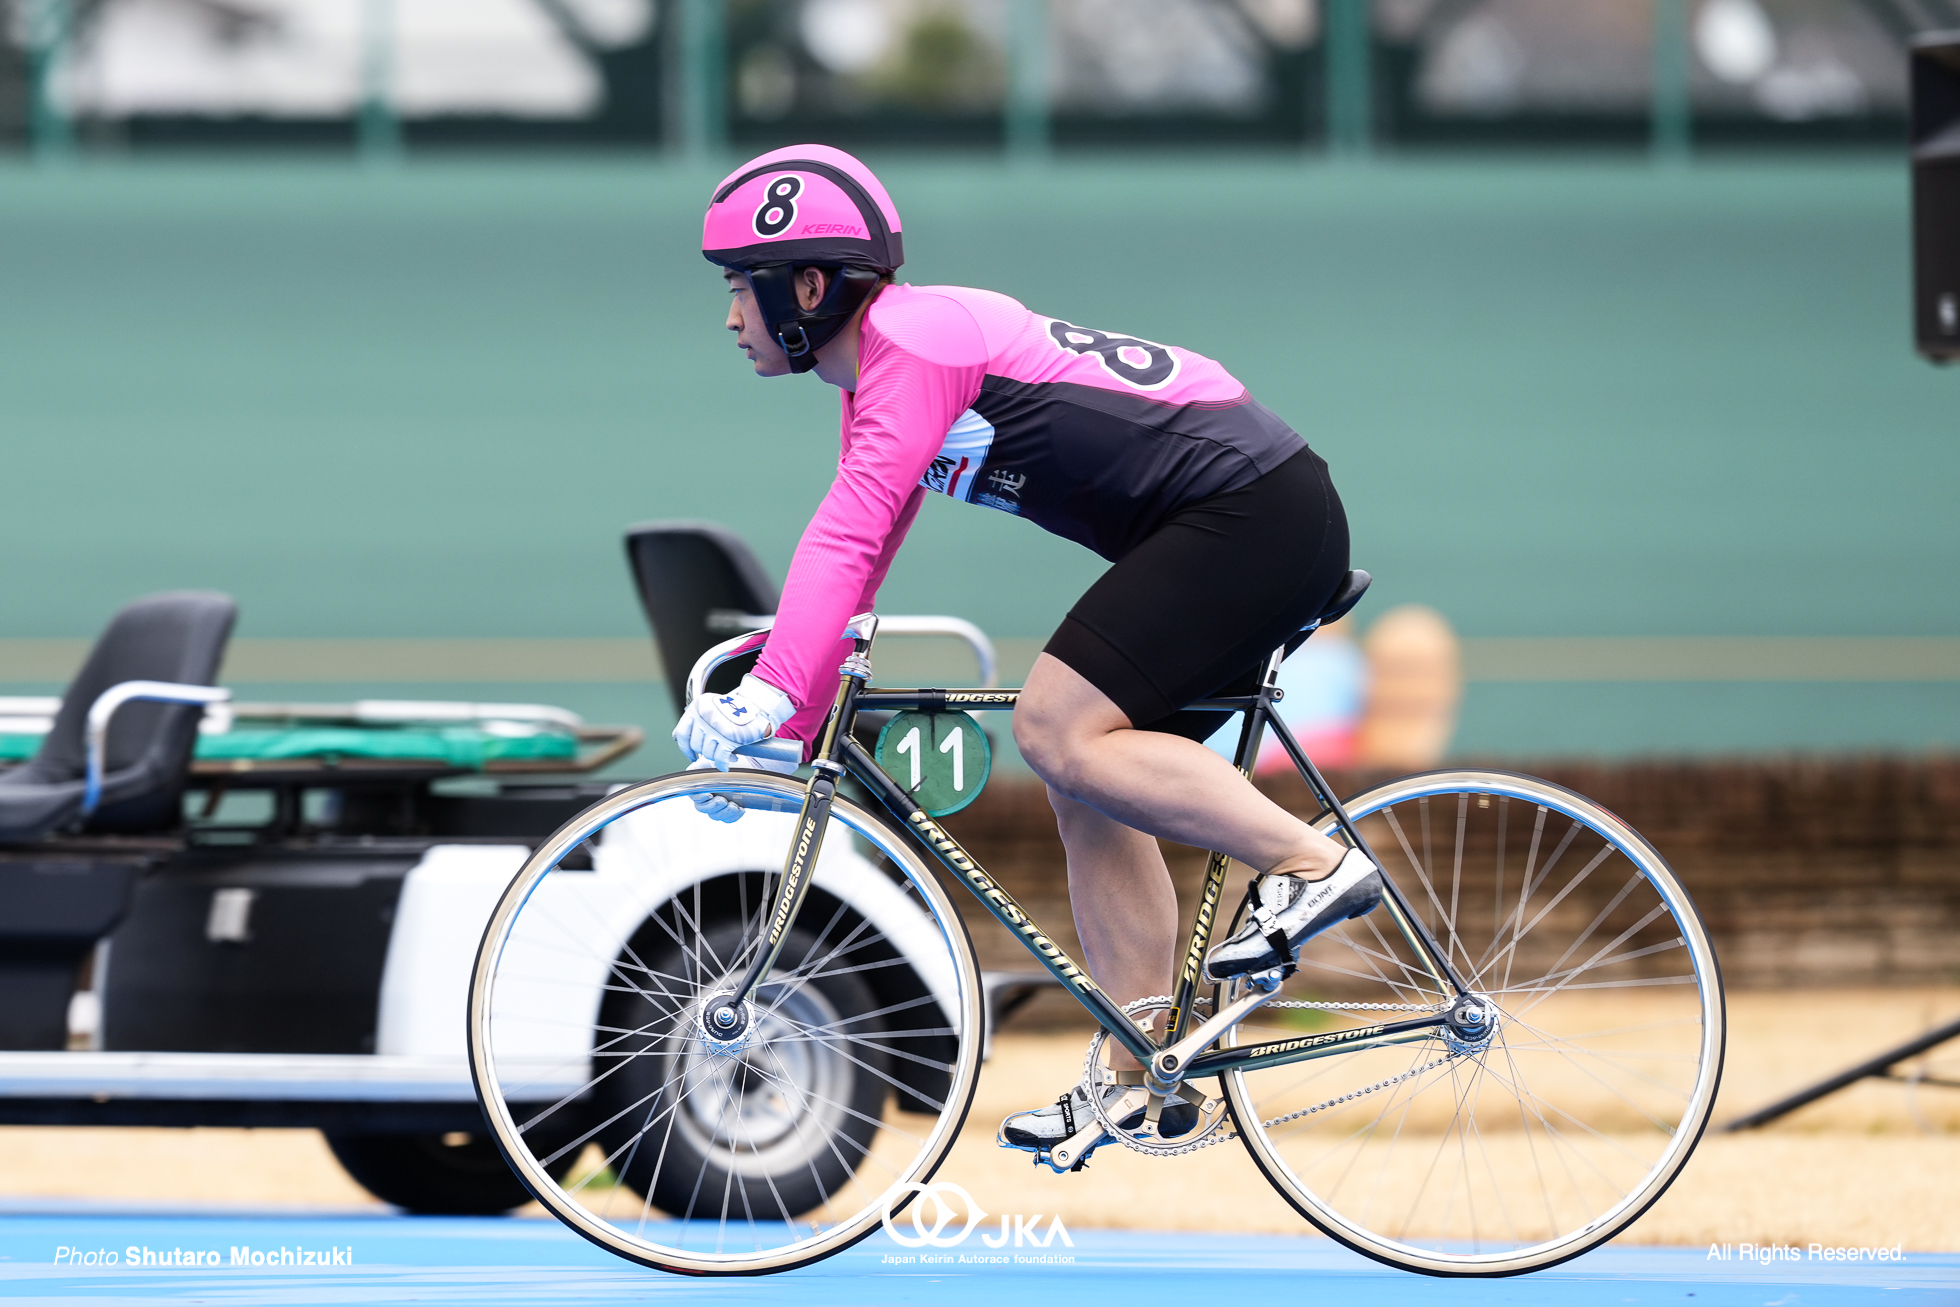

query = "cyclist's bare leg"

[1015,653,1347,877]
[1048,788,1177,1073]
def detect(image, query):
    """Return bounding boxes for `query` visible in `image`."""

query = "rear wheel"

[469,770,984,1275]
[1220,769,1725,1276]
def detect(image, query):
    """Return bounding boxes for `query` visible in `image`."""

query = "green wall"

[1,156,1952,765]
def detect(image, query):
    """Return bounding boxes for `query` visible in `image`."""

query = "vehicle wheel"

[325,1127,580,1215]
[469,769,984,1275]
[1219,769,1726,1276]
[593,920,886,1221]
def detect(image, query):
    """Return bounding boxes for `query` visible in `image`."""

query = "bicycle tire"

[467,769,985,1276]
[1220,769,1725,1276]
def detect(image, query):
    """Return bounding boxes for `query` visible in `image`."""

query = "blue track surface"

[0,1207,1953,1306]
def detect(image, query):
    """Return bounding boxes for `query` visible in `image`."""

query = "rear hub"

[1443,993,1499,1055]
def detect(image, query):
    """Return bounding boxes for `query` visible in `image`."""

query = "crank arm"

[1151,978,1280,1084]
[1046,1092,1135,1172]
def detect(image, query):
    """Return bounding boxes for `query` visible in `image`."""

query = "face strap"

[746,264,885,374]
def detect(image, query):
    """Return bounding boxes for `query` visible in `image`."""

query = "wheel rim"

[468,772,984,1275]
[1220,769,1725,1274]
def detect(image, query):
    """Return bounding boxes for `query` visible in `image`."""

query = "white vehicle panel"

[0,1051,578,1101]
[376,798,961,1075]
[375,843,531,1059]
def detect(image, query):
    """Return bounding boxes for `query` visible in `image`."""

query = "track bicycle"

[467,582,1726,1277]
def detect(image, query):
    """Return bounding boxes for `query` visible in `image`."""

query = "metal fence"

[3,0,1950,158]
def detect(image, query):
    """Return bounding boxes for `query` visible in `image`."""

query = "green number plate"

[873,710,992,817]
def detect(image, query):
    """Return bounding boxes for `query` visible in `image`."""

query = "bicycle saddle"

[1314,569,1372,628]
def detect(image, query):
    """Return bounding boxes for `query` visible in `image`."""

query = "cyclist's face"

[724,270,792,377]
[723,268,828,377]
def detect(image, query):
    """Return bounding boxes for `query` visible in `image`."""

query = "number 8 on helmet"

[701,145,906,373]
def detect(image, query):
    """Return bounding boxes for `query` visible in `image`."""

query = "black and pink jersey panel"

[903,285,1304,559]
[753,283,1306,729]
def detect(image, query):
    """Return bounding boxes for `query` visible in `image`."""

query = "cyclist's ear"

[795,266,828,312]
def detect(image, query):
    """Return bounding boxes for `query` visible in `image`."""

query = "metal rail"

[1723,1014,1960,1131]
[0,1051,584,1102]
[83,681,232,815]
[688,613,999,699]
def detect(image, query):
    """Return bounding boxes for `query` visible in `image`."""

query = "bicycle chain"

[1262,1011,1450,1018]
[1251,1051,1462,1134]
[1078,996,1459,1157]
[1238,999,1463,1133]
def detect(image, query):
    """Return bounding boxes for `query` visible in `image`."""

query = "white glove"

[686,754,798,823]
[672,674,796,771]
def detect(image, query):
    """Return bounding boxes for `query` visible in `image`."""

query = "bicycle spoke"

[1383,807,1466,972]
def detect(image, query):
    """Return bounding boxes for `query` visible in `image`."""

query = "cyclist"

[673,145,1384,1161]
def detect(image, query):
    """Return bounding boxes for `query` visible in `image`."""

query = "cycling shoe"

[1204,848,1383,983]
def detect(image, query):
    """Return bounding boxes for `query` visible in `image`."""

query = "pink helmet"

[702,144,903,372]
[702,143,903,274]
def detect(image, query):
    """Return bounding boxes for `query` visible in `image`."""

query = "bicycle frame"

[720,622,1474,1085]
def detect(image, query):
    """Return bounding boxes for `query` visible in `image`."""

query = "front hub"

[698,992,754,1054]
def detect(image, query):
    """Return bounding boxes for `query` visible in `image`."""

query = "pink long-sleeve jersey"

[753,283,1305,744]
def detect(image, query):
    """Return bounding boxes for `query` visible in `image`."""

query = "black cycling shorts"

[1043,445,1350,742]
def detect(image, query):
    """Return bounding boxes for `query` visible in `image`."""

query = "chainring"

[1083,997,1232,1158]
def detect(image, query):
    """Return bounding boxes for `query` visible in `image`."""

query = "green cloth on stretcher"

[0,727,578,769]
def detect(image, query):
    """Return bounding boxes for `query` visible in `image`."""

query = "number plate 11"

[872,710,992,817]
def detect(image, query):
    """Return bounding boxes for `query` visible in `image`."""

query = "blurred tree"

[1,2,26,148]
[1844,0,1960,42]
[528,0,667,142]
[33,0,668,145]
[866,4,1001,112]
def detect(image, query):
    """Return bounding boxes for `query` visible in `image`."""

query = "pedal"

[1045,1115,1113,1173]
[994,1115,1110,1174]
[1245,964,1287,991]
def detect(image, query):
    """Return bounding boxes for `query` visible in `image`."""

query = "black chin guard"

[746,264,885,374]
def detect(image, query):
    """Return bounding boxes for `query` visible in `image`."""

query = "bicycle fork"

[709,633,870,1037]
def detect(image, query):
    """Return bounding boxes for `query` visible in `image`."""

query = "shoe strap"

[1250,896,1298,981]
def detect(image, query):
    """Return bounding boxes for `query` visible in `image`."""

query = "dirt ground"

[2,987,1956,1249]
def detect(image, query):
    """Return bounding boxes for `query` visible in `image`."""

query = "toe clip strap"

[1055,1092,1090,1171]
[1251,894,1298,981]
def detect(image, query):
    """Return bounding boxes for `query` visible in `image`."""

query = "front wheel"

[1220,769,1725,1276]
[593,919,889,1221]
[468,769,985,1276]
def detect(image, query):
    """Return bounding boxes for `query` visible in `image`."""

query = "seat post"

[1225,641,1291,776]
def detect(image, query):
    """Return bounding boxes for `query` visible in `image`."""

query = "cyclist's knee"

[1014,707,1087,794]
[1017,653,1129,793]
[1045,784,1097,827]
[1012,703,1060,778]
[1016,732,1072,792]
[1048,787,1129,860]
